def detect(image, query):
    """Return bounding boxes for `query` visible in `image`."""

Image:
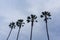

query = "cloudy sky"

[0,0,60,40]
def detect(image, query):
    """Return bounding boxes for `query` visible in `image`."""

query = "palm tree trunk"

[16,27,21,40]
[6,29,12,40]
[30,21,33,40]
[46,20,50,40]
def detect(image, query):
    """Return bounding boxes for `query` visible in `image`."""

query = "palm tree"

[27,14,37,40]
[16,19,25,40]
[6,22,16,40]
[40,11,51,40]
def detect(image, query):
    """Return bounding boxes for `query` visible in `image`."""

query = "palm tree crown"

[9,22,16,29]
[27,14,37,23]
[16,19,25,28]
[40,11,51,21]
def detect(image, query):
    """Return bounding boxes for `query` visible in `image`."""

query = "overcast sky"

[0,0,60,40]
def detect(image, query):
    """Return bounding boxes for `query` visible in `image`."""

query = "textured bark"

[16,25,21,40]
[6,29,12,40]
[46,20,50,40]
[30,21,33,40]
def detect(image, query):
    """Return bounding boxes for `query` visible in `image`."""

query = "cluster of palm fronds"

[6,11,51,40]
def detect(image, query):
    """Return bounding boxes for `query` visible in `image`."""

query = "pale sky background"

[0,0,60,40]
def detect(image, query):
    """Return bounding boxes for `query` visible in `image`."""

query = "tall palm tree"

[16,19,25,40]
[6,22,16,40]
[27,14,37,40]
[40,11,51,40]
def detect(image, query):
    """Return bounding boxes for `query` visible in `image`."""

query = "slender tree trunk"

[30,21,33,40]
[16,26,21,40]
[6,29,12,40]
[46,20,50,40]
